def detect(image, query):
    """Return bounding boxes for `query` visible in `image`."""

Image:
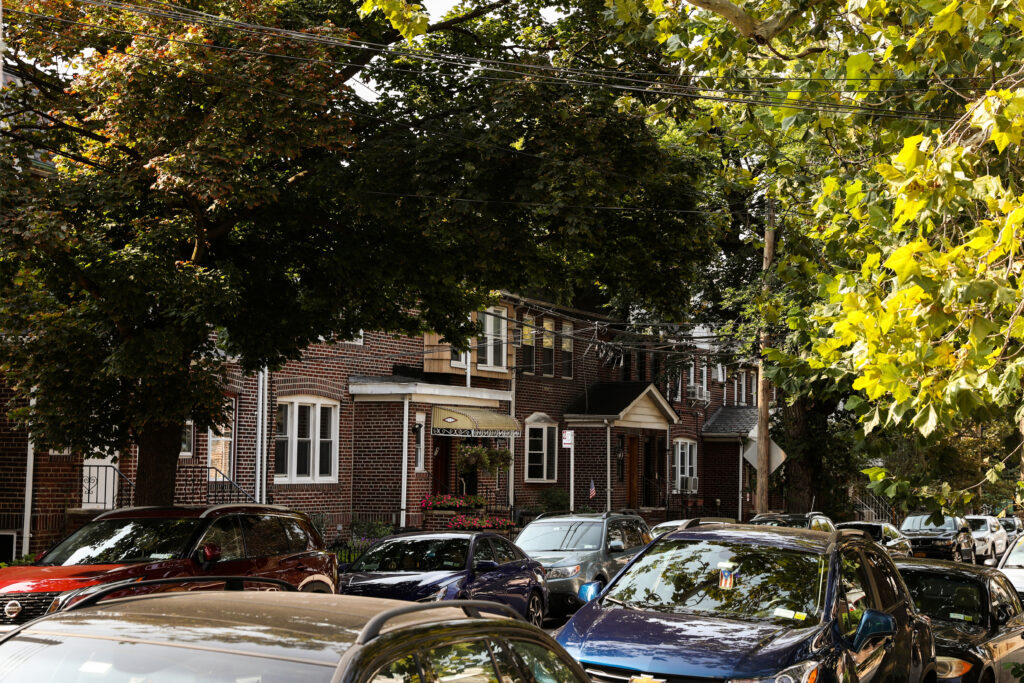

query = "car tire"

[301,582,333,594]
[952,548,963,563]
[526,592,544,628]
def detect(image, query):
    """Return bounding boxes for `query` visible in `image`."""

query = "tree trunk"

[782,398,820,513]
[133,422,183,506]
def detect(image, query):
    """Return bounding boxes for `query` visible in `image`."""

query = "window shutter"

[545,426,557,481]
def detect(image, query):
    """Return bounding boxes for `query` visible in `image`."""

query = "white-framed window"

[208,399,235,479]
[688,361,696,385]
[274,396,339,484]
[671,439,697,493]
[717,364,725,382]
[414,413,426,471]
[524,415,557,482]
[478,308,507,371]
[752,370,758,406]
[344,330,365,345]
[541,318,555,376]
[701,364,708,391]
[740,372,747,405]
[522,314,536,373]
[180,420,194,458]
[561,322,573,378]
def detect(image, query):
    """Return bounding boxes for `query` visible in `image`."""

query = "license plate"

[914,552,927,557]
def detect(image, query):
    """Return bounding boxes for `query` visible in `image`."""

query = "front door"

[432,440,451,495]
[626,436,638,508]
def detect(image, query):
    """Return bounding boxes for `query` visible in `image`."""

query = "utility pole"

[756,199,776,514]
[1,0,6,87]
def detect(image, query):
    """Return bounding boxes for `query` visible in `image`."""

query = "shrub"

[420,493,486,510]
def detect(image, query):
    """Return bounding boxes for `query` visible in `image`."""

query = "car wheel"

[526,592,544,628]
[952,547,963,563]
[301,582,333,594]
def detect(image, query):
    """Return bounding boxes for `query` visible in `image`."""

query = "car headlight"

[731,661,819,683]
[935,656,972,678]
[418,586,449,602]
[546,565,581,580]
[935,539,953,546]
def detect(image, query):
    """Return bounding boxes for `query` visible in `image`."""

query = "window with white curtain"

[274,396,338,484]
[671,440,697,493]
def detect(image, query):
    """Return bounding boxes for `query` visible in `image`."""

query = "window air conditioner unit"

[685,385,710,402]
[679,476,699,494]
[0,531,17,564]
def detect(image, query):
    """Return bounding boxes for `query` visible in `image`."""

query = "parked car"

[515,511,651,615]
[337,531,547,627]
[836,521,912,556]
[998,535,1024,601]
[896,557,1024,682]
[0,583,592,683]
[966,515,1009,562]
[749,511,837,532]
[650,517,735,535]
[1000,516,1024,547]
[901,513,977,563]
[0,504,336,629]
[557,524,936,682]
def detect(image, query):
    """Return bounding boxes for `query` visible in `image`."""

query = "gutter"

[21,398,36,556]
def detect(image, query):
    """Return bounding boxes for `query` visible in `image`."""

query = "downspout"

[22,397,36,556]
[665,425,671,518]
[509,370,516,508]
[605,420,611,512]
[737,436,744,522]
[254,369,264,504]
[401,396,410,528]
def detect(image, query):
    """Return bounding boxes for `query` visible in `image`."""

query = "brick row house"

[0,294,784,557]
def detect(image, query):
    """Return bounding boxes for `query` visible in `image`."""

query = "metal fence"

[79,464,136,509]
[174,465,256,506]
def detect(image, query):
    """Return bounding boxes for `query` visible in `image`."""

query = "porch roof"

[563,382,679,428]
[702,406,758,437]
[431,406,520,437]
[348,375,510,407]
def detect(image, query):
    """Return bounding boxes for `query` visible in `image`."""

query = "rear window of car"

[516,522,602,552]
[602,539,827,626]
[899,570,987,625]
[1001,519,1018,532]
[40,518,201,566]
[352,537,470,572]
[967,518,988,532]
[0,633,335,681]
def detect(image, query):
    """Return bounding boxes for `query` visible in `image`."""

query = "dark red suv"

[0,504,337,628]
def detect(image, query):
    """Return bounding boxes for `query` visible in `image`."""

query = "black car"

[0,580,592,683]
[749,511,837,532]
[901,513,977,563]
[896,557,1024,682]
[837,521,912,556]
[557,524,936,682]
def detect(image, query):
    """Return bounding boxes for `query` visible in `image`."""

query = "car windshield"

[516,522,603,552]
[900,515,955,531]
[0,633,335,681]
[900,570,986,625]
[603,539,827,626]
[967,519,989,532]
[351,537,469,572]
[40,518,201,566]
[751,518,807,528]
[1003,539,1024,568]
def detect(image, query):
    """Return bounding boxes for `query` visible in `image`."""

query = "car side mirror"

[985,558,998,567]
[474,560,499,573]
[853,609,896,652]
[32,551,45,563]
[608,540,625,553]
[195,542,221,566]
[995,604,1011,627]
[578,581,602,603]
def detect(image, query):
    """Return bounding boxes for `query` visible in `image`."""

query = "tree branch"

[426,0,513,34]
[682,0,829,43]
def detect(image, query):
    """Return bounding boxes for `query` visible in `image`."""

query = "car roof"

[965,514,995,520]
[387,530,489,540]
[836,521,885,529]
[12,592,491,664]
[752,512,826,521]
[96,504,296,520]
[894,556,1003,579]
[661,523,833,553]
[529,512,640,522]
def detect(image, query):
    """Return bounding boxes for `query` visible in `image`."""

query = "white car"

[999,535,1024,599]
[966,514,1008,561]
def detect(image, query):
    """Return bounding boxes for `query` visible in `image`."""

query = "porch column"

[605,421,611,512]
[400,396,410,528]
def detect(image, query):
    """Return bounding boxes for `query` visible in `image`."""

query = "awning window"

[431,406,520,437]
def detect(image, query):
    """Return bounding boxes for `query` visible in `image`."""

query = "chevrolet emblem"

[628,674,665,683]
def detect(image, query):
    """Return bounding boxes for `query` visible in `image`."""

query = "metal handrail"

[207,466,257,503]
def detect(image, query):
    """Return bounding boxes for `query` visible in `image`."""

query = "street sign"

[561,430,574,447]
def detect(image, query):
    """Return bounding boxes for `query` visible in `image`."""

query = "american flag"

[589,479,596,499]
[719,568,738,590]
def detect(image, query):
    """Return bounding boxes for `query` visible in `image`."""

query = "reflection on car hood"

[559,602,816,679]
[0,564,142,593]
[338,571,462,600]
[528,551,598,567]
[930,619,989,651]
[902,530,956,539]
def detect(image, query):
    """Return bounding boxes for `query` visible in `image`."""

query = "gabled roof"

[702,406,759,437]
[564,382,679,426]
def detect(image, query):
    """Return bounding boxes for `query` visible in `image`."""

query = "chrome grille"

[0,592,61,625]
[585,663,724,683]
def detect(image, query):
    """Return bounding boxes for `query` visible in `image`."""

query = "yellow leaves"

[883,239,931,280]
[861,251,881,278]
[846,52,875,81]
[895,134,927,172]
[932,0,964,35]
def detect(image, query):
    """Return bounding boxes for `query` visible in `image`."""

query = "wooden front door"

[432,440,451,495]
[626,436,639,508]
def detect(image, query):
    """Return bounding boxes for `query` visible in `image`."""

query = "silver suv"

[514,512,651,615]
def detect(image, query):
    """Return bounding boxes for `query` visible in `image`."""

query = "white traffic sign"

[561,430,574,447]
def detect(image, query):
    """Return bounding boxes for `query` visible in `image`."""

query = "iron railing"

[853,490,897,524]
[79,464,136,509]
[174,465,256,506]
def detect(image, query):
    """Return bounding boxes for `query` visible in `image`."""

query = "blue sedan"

[337,531,548,627]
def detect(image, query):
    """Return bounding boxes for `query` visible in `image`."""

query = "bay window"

[275,397,338,483]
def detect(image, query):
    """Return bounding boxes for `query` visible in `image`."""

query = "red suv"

[0,504,337,628]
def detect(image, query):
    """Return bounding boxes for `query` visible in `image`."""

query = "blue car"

[557,524,936,682]
[337,531,548,627]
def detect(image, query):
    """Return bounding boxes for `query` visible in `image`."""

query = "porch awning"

[431,406,520,437]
